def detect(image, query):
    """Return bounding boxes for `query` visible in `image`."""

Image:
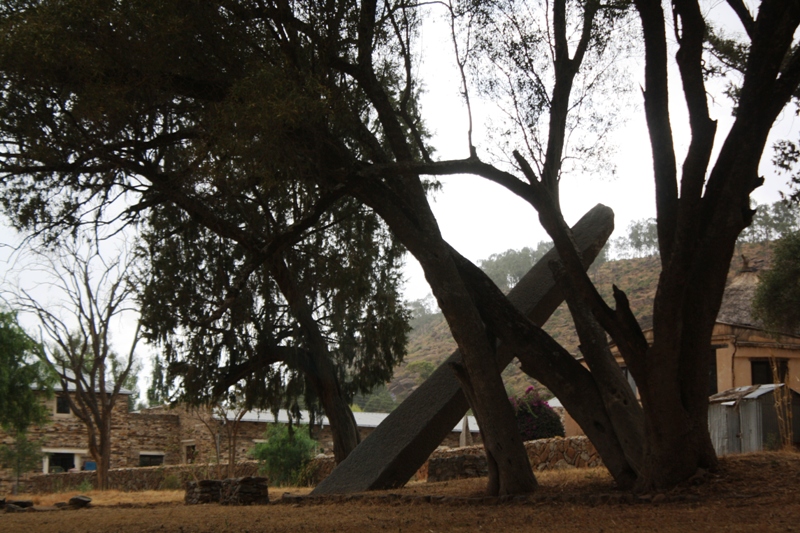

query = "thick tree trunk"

[300,353,361,463]
[269,256,360,463]
[452,251,641,488]
[92,419,112,491]
[349,180,536,495]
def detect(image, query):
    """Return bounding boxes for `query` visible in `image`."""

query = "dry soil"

[3,451,799,532]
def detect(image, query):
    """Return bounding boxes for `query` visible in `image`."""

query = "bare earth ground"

[3,451,799,533]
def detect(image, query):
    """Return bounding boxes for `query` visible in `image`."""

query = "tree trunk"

[269,256,360,463]
[449,244,641,488]
[95,418,112,491]
[298,351,361,463]
[353,181,537,495]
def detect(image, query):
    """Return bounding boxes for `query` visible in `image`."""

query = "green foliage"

[738,201,799,243]
[352,384,397,413]
[611,218,659,259]
[0,432,44,493]
[77,479,94,492]
[753,232,800,334]
[406,360,436,383]
[478,242,552,292]
[0,0,412,419]
[250,425,317,486]
[160,474,181,491]
[0,310,50,433]
[509,387,564,441]
[407,296,442,330]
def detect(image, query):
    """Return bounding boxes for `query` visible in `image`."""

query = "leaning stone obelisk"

[313,204,614,494]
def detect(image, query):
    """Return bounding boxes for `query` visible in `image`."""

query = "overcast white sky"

[403,4,795,301]
[1,2,796,391]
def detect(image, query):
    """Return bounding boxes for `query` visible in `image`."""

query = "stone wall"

[14,437,601,493]
[426,436,602,482]
[22,461,262,494]
[1,397,484,492]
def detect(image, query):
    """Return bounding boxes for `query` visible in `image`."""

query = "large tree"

[136,199,408,463]
[8,241,140,490]
[1,0,799,494]
[0,0,410,464]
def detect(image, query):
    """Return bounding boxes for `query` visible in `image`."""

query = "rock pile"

[186,477,269,505]
[220,477,269,505]
[68,495,92,508]
[184,480,223,504]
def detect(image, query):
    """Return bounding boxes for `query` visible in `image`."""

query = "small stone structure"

[185,477,269,505]
[426,436,602,482]
[185,480,223,504]
[220,477,270,505]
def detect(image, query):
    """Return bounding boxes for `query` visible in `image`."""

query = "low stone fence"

[23,462,261,494]
[426,436,602,482]
[20,437,601,493]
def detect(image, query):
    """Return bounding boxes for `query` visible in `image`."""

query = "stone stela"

[313,204,614,494]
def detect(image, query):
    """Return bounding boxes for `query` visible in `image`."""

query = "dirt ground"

[3,451,799,532]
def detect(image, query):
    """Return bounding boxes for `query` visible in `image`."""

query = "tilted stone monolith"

[312,204,614,494]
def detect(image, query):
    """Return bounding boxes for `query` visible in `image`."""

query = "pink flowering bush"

[509,387,564,441]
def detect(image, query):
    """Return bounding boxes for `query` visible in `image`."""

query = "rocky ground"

[2,451,799,532]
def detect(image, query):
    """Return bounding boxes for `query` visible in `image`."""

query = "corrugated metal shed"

[708,384,800,455]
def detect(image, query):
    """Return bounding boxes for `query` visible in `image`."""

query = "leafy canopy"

[752,231,800,335]
[0,309,50,433]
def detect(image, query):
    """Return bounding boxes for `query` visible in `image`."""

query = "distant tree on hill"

[407,296,442,330]
[478,242,552,292]
[752,232,800,335]
[738,201,799,243]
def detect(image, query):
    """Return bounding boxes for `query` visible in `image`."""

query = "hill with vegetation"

[387,240,774,402]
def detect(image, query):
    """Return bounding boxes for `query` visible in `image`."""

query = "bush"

[510,387,564,441]
[160,474,181,490]
[250,425,317,486]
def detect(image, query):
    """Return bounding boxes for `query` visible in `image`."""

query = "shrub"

[160,474,182,490]
[250,425,317,486]
[509,387,564,441]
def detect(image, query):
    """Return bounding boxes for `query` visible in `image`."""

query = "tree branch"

[633,0,678,263]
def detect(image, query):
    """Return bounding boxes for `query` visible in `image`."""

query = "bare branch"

[725,0,755,38]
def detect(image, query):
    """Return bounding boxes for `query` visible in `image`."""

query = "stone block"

[220,477,269,506]
[312,205,614,495]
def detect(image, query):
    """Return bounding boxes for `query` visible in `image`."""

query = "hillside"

[388,241,774,401]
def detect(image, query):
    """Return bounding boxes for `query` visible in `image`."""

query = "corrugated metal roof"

[217,409,480,432]
[709,384,784,403]
[34,368,133,395]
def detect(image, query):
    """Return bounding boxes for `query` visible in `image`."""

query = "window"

[56,395,71,415]
[139,453,165,467]
[184,445,196,464]
[49,452,75,473]
[751,359,788,385]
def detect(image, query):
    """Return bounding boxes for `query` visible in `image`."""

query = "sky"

[1,1,797,392]
[402,4,795,301]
